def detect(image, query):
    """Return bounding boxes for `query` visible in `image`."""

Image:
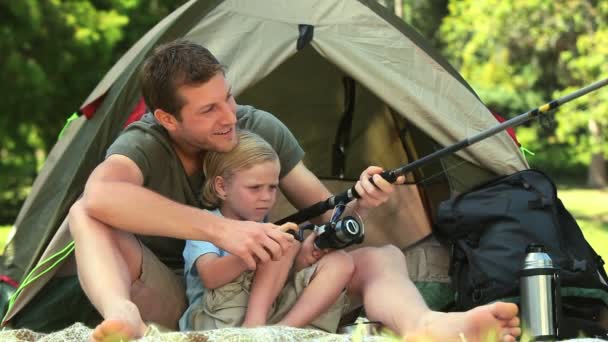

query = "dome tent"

[0,0,526,331]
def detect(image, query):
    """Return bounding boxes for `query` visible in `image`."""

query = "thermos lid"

[526,243,545,253]
[523,243,554,269]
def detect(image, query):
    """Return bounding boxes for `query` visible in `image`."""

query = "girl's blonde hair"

[201,130,279,208]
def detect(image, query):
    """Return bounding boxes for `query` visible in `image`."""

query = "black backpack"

[434,169,608,338]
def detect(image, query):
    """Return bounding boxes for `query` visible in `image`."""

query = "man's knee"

[347,245,408,299]
[352,245,405,268]
[376,245,405,259]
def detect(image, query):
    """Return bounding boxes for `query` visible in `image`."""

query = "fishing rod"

[276,78,608,226]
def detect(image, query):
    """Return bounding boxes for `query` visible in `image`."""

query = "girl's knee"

[320,250,355,277]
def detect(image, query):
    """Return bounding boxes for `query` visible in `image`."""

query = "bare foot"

[405,302,521,342]
[91,319,136,342]
[90,301,146,342]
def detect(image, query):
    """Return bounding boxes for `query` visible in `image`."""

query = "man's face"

[220,160,280,222]
[173,73,238,153]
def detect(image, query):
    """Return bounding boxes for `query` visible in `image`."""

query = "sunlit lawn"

[0,225,11,252]
[0,187,606,264]
[558,187,608,272]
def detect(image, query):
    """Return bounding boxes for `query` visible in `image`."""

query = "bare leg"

[347,246,520,341]
[242,243,299,327]
[69,200,146,341]
[277,250,355,328]
[347,246,429,333]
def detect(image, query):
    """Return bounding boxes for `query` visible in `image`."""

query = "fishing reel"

[289,215,364,250]
[312,215,364,250]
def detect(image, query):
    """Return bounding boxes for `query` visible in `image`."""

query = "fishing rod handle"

[351,170,399,199]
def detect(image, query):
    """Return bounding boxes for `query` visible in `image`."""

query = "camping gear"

[520,243,560,341]
[277,78,608,226]
[434,169,608,339]
[1,0,529,331]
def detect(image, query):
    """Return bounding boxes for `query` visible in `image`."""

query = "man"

[69,40,520,342]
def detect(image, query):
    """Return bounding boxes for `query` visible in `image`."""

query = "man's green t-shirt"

[106,105,305,269]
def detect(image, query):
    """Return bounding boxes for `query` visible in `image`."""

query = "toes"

[491,302,519,320]
[500,326,521,342]
[507,327,521,337]
[501,335,516,342]
[91,320,133,342]
[506,316,519,328]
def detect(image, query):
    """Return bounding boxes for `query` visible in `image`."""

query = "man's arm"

[279,162,404,224]
[80,155,294,269]
[279,161,334,224]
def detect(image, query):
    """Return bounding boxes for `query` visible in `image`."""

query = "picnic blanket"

[0,324,392,342]
[1,323,607,342]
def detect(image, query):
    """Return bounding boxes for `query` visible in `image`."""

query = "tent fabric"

[184,0,526,174]
[1,0,528,327]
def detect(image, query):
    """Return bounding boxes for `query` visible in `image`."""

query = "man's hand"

[352,166,406,217]
[277,222,300,240]
[214,220,296,270]
[295,232,326,271]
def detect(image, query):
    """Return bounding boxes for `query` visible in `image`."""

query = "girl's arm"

[243,242,300,327]
[195,253,249,289]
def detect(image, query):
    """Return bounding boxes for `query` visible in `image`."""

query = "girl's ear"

[214,176,227,200]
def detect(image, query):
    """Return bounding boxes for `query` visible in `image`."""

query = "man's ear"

[214,176,227,200]
[154,108,179,131]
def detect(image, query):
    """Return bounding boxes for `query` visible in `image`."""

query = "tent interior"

[240,44,497,248]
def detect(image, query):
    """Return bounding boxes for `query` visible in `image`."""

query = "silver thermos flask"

[520,243,561,341]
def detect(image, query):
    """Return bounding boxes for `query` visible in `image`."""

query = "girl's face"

[217,160,280,222]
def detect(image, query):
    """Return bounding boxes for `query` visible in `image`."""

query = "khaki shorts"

[130,242,187,330]
[188,264,350,333]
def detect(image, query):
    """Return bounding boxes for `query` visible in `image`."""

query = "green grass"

[557,187,608,271]
[0,225,12,253]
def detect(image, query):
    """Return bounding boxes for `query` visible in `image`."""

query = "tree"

[378,0,449,49]
[554,8,608,187]
[0,0,186,223]
[439,0,607,186]
[402,0,448,47]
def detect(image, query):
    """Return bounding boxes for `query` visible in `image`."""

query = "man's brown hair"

[140,39,224,119]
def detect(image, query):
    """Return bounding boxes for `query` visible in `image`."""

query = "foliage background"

[0,0,188,223]
[0,0,606,224]
[439,0,608,184]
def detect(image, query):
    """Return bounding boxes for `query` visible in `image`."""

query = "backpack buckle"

[572,259,588,272]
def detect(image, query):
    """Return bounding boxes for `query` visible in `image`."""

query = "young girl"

[179,130,355,333]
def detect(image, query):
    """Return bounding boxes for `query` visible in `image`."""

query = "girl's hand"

[295,233,327,271]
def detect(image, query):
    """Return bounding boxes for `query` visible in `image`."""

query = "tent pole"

[276,78,608,225]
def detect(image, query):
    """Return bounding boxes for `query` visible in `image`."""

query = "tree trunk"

[587,119,607,188]
[376,0,403,18]
[394,0,403,18]
[377,0,394,10]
